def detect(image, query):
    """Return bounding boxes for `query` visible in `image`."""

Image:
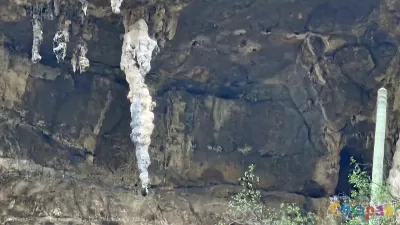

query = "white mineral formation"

[31,9,43,63]
[79,0,88,15]
[71,40,89,73]
[110,0,123,14]
[53,0,60,16]
[53,20,71,63]
[120,19,158,195]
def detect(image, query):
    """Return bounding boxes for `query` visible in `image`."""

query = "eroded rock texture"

[1,0,400,224]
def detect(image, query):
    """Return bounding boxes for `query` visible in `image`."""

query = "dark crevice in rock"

[282,84,318,151]
[157,79,288,102]
[335,146,371,196]
[338,122,348,133]
[90,60,120,69]
[157,79,238,99]
[295,181,326,198]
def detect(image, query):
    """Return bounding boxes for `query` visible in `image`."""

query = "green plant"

[342,157,398,225]
[348,157,371,200]
[217,164,318,225]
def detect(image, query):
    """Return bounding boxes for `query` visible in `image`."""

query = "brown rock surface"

[0,0,399,224]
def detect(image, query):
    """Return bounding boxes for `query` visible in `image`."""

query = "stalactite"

[53,19,71,63]
[31,4,44,63]
[120,19,158,196]
[78,0,88,16]
[71,39,89,73]
[31,15,43,63]
[29,2,55,63]
[53,0,60,16]
[110,0,123,14]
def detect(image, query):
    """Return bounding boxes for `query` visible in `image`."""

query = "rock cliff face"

[1,0,400,224]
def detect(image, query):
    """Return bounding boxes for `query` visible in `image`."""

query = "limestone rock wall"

[0,0,400,224]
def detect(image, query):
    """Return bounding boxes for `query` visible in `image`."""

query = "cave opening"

[335,146,371,196]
